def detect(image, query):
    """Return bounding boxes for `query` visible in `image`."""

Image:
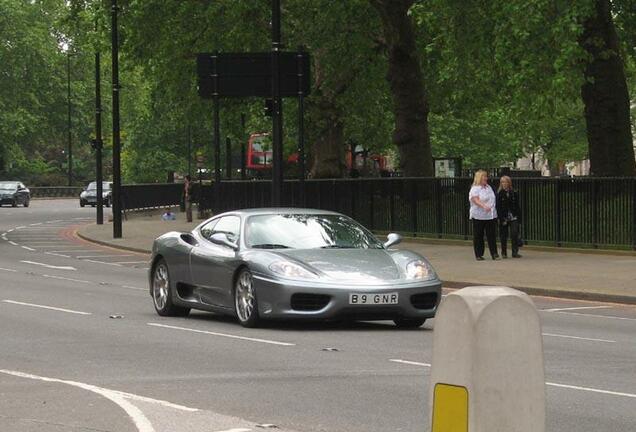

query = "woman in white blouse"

[468,170,499,260]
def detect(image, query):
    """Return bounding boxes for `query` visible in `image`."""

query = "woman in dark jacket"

[496,176,522,258]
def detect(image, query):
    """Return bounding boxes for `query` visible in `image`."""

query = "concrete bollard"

[429,286,545,432]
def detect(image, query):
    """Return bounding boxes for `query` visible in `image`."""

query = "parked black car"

[0,181,30,207]
[80,181,112,207]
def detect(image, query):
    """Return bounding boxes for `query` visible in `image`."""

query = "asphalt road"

[1,199,635,432]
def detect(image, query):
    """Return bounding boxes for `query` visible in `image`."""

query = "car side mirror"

[384,233,402,249]
[209,232,239,251]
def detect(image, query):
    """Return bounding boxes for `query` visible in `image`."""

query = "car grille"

[290,293,331,311]
[410,293,438,310]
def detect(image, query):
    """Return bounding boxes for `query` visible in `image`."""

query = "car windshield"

[245,214,383,250]
[0,182,18,191]
[87,182,110,191]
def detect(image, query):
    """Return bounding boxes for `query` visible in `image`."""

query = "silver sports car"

[149,208,442,328]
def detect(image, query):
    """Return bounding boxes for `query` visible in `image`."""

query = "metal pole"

[187,124,192,177]
[111,0,122,238]
[271,0,283,206]
[226,136,232,180]
[297,50,305,206]
[214,95,221,211]
[240,113,246,180]
[95,50,104,225]
[67,52,73,186]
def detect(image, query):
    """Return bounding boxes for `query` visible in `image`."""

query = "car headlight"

[405,260,435,280]
[269,260,317,279]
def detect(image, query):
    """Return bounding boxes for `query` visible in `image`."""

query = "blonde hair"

[472,170,488,186]
[498,175,512,192]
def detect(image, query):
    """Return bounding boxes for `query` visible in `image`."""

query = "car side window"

[211,216,241,243]
[200,219,219,240]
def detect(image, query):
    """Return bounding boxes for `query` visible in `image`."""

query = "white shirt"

[469,185,497,220]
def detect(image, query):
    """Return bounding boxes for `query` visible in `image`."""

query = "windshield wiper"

[251,243,290,249]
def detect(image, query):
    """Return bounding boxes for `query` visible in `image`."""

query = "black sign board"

[197,52,311,98]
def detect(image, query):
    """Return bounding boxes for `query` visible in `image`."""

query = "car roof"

[216,208,343,217]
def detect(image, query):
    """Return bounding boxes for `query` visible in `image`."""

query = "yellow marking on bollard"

[431,383,468,432]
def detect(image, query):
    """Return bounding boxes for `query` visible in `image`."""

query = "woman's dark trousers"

[499,219,520,256]
[473,219,498,258]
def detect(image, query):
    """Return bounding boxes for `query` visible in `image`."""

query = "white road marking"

[15,226,26,229]
[389,359,432,367]
[7,229,14,232]
[547,382,636,399]
[2,300,91,315]
[147,323,296,346]
[390,359,636,400]
[48,249,101,253]
[550,311,636,322]
[45,252,71,258]
[542,333,615,343]
[42,274,92,285]
[20,261,76,271]
[122,285,147,291]
[1,234,7,240]
[215,429,251,432]
[114,261,149,265]
[0,267,17,273]
[76,254,134,259]
[543,306,613,312]
[0,369,156,432]
[83,259,122,266]
[9,241,18,246]
[29,222,42,226]
[21,246,35,251]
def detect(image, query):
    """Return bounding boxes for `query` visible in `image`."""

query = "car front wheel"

[11,200,17,207]
[23,199,29,208]
[234,268,260,328]
[152,259,190,317]
[80,200,85,207]
[393,318,426,329]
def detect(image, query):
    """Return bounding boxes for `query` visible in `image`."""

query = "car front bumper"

[0,196,17,204]
[253,275,442,321]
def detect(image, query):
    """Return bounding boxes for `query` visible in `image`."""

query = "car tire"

[151,258,190,317]
[234,268,260,328]
[91,204,96,207]
[80,200,85,207]
[23,199,29,208]
[105,198,111,208]
[11,200,17,207]
[393,318,426,328]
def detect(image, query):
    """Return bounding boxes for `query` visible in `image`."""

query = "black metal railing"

[30,186,84,198]
[121,183,183,211]
[122,177,636,250]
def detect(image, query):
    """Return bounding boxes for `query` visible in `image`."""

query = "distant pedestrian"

[496,175,522,258]
[184,175,193,223]
[469,170,499,260]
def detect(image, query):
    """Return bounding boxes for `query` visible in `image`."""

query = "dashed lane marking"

[41,275,93,285]
[8,241,18,246]
[542,333,616,343]
[19,261,76,271]
[21,246,36,251]
[83,259,122,266]
[147,323,296,346]
[542,306,613,312]
[389,359,432,367]
[76,254,135,259]
[0,267,17,273]
[546,311,636,322]
[45,252,71,258]
[2,300,91,315]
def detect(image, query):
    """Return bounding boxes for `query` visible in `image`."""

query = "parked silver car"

[80,181,112,207]
[149,208,441,328]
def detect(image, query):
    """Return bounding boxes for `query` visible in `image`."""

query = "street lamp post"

[66,51,73,186]
[111,0,122,238]
[271,0,283,206]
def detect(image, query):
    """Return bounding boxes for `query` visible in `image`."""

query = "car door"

[190,215,241,309]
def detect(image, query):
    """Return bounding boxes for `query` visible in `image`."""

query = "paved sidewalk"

[77,210,636,304]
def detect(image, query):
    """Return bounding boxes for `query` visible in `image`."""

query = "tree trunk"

[371,0,433,177]
[310,101,346,178]
[579,0,636,176]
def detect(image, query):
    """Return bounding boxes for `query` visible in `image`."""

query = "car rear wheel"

[234,268,260,328]
[23,199,29,208]
[393,318,426,328]
[152,259,190,317]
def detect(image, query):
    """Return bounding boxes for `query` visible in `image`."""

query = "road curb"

[75,229,151,255]
[443,281,636,305]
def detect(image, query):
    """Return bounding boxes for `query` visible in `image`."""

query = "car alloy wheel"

[152,259,189,317]
[234,269,260,327]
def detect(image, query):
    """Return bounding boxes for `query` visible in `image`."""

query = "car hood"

[276,248,401,282]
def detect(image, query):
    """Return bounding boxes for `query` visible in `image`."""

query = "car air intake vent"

[410,293,438,310]
[290,293,331,311]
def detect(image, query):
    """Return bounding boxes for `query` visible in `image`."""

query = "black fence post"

[411,180,418,236]
[555,178,562,247]
[369,181,375,231]
[632,177,636,251]
[435,179,443,238]
[389,180,396,232]
[592,179,599,248]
